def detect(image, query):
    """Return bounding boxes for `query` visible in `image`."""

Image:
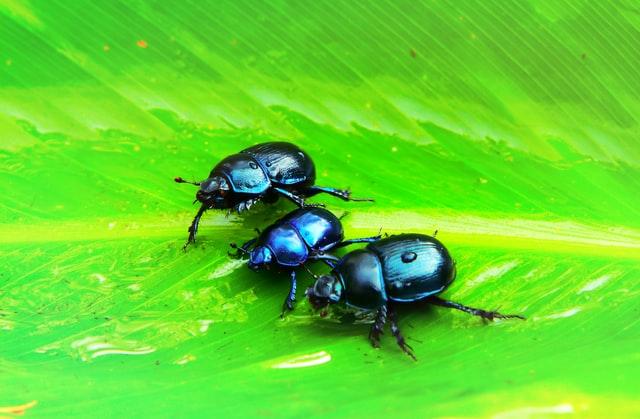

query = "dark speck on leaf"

[410,49,417,58]
[581,53,587,60]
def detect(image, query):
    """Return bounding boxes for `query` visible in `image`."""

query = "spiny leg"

[228,237,257,258]
[427,296,525,321]
[183,204,208,250]
[369,305,387,348]
[388,305,416,361]
[273,187,324,208]
[281,270,297,318]
[302,185,374,202]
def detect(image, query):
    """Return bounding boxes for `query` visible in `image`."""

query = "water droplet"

[401,251,417,263]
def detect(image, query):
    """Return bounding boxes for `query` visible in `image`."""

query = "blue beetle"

[176,142,371,249]
[306,233,524,359]
[230,207,380,316]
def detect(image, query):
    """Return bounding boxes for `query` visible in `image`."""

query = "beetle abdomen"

[241,142,315,186]
[367,234,455,302]
[285,207,343,250]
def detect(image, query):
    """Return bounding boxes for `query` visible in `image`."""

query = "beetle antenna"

[433,229,438,237]
[175,177,201,186]
[229,242,249,258]
[229,242,249,254]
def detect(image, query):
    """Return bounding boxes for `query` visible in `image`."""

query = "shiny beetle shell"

[336,234,456,309]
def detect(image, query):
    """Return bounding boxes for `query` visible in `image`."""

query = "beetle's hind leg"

[302,185,374,202]
[280,271,298,318]
[369,305,387,348]
[388,305,417,361]
[427,296,525,321]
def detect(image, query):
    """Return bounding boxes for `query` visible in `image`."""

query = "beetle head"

[248,246,273,270]
[306,274,343,309]
[196,176,231,209]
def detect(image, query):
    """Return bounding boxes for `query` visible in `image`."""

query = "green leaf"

[1,1,639,417]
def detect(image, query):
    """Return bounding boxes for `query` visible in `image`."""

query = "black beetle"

[306,233,524,360]
[176,142,371,249]
[230,207,380,316]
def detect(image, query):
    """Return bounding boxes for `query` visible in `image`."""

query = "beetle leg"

[320,259,337,269]
[273,187,324,208]
[368,305,387,348]
[427,296,525,321]
[388,305,417,361]
[309,253,340,269]
[302,185,374,202]
[234,197,261,214]
[183,204,208,250]
[280,271,297,318]
[309,252,340,262]
[332,234,382,250]
[306,252,338,268]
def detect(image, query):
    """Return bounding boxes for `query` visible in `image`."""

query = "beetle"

[176,142,371,249]
[229,207,380,317]
[305,233,524,360]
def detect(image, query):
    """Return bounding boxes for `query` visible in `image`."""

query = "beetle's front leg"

[427,296,525,321]
[388,305,416,361]
[369,305,387,348]
[280,270,297,318]
[273,187,324,208]
[183,204,207,250]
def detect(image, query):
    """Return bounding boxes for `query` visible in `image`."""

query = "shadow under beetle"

[306,233,524,360]
[230,207,380,317]
[176,142,371,249]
